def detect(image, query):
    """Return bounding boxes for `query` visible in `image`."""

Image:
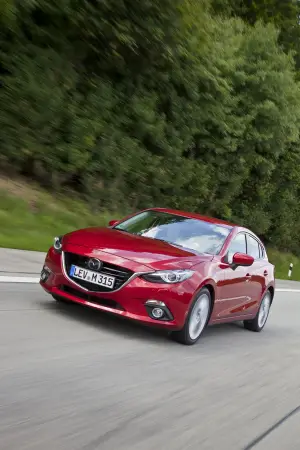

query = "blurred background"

[1,0,300,279]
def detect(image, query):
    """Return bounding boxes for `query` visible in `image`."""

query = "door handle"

[263,270,268,277]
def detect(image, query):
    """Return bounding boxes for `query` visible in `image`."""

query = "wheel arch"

[194,281,216,319]
[204,283,215,310]
[267,285,275,304]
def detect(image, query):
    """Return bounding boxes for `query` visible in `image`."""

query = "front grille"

[64,252,134,292]
[60,285,124,310]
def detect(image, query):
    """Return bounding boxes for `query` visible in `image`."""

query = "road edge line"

[276,288,300,293]
[0,276,40,283]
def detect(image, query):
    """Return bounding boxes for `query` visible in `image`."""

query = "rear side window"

[247,235,260,260]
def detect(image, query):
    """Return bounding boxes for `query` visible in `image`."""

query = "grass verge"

[0,178,114,252]
[0,177,299,280]
[267,249,300,281]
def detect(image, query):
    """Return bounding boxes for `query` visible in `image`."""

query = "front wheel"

[171,287,212,345]
[244,291,272,332]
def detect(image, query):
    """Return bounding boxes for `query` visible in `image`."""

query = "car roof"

[149,208,236,228]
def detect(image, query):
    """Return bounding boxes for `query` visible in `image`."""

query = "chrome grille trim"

[61,251,147,293]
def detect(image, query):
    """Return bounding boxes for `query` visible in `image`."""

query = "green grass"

[267,248,300,281]
[0,182,299,280]
[0,188,114,252]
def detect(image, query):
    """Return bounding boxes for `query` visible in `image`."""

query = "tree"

[1,0,300,252]
[211,0,300,67]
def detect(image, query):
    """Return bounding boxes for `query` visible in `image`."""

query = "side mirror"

[232,252,254,267]
[108,219,119,227]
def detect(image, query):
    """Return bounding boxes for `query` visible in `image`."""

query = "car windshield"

[114,210,232,255]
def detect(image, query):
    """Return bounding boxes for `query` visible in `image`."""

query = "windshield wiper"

[155,238,184,248]
[115,228,139,235]
[155,238,200,252]
[156,238,211,255]
[115,231,208,255]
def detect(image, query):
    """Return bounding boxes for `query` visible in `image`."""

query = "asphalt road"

[1,282,300,450]
[0,248,45,277]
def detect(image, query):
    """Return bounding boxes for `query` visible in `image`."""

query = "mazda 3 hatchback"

[40,208,275,345]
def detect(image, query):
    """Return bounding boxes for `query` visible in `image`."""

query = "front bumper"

[39,247,196,330]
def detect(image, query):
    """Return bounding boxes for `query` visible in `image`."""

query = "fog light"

[40,266,51,282]
[151,307,164,319]
[40,271,47,281]
[144,300,174,321]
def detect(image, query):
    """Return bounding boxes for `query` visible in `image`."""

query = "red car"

[40,208,275,345]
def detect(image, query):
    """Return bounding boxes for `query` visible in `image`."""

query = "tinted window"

[259,244,265,259]
[247,235,260,260]
[114,210,232,255]
[227,233,246,263]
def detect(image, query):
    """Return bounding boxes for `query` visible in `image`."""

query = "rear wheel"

[244,290,271,332]
[171,287,211,345]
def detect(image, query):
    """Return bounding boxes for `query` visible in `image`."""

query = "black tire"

[52,294,69,304]
[171,287,212,345]
[244,290,272,332]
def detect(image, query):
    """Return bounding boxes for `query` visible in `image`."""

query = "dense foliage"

[1,0,300,253]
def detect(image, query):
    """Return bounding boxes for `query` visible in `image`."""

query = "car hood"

[63,227,213,270]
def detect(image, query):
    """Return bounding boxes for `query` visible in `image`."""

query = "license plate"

[69,265,115,289]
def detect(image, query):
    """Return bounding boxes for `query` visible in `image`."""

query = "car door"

[245,233,267,313]
[214,232,252,320]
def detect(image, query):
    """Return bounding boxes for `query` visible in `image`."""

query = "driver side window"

[227,233,247,264]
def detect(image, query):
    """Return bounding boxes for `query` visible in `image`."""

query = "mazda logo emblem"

[87,258,102,271]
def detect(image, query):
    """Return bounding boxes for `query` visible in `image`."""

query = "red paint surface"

[40,208,275,330]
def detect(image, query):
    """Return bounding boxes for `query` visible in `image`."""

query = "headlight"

[141,270,194,284]
[53,235,63,252]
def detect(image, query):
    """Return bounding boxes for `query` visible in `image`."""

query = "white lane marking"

[276,288,300,293]
[0,276,40,283]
